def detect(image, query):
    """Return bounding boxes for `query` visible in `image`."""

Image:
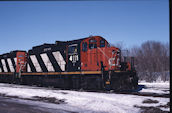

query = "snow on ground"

[0,82,170,113]
[138,81,170,94]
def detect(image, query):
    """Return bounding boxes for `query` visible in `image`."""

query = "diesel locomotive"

[0,36,138,91]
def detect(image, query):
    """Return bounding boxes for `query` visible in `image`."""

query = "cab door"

[67,44,80,71]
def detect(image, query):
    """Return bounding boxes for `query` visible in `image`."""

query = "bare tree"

[130,41,169,82]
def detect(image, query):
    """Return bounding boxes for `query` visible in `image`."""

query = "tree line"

[113,41,169,82]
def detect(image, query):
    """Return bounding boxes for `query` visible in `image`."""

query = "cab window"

[82,42,87,52]
[89,39,97,49]
[100,40,105,47]
[68,44,77,54]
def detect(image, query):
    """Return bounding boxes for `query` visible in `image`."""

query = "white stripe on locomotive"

[1,59,8,72]
[30,55,42,72]
[7,58,15,72]
[52,51,66,71]
[27,64,31,72]
[40,53,55,72]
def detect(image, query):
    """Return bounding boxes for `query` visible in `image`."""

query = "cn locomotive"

[0,36,138,91]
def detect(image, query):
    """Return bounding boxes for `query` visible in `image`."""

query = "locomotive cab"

[80,36,122,72]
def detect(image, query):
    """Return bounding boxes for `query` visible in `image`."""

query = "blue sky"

[0,0,169,54]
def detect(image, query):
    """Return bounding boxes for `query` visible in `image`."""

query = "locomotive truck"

[0,36,138,91]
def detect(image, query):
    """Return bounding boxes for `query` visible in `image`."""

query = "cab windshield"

[89,39,97,49]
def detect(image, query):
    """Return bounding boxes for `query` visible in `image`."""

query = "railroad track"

[72,85,170,98]
[0,83,169,98]
[113,91,169,98]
